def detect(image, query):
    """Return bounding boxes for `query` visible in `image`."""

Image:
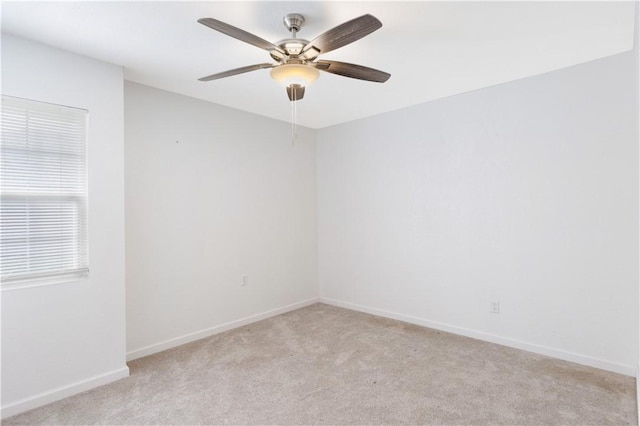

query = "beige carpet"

[4,303,636,425]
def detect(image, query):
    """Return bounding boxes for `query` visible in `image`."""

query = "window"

[1,96,89,286]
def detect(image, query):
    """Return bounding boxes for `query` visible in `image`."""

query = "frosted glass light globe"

[270,64,319,87]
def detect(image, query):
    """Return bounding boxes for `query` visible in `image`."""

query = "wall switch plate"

[241,275,248,286]
[490,300,500,314]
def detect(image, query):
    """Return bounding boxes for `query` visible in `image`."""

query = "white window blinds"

[1,96,89,285]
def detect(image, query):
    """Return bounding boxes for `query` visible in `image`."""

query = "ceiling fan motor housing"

[274,39,310,58]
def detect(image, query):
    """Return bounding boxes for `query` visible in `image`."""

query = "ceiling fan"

[197,13,391,102]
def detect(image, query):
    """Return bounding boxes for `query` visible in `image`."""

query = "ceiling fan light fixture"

[270,64,319,87]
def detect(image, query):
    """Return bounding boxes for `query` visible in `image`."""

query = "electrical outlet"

[490,300,500,314]
[241,275,248,286]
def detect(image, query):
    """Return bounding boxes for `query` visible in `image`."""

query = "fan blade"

[198,63,275,81]
[301,14,382,57]
[198,18,285,57]
[313,60,390,83]
[286,84,305,102]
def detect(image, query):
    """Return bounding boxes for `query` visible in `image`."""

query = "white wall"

[1,35,128,416]
[635,0,639,407]
[318,50,639,375]
[124,82,318,358]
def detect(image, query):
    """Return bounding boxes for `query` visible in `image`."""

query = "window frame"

[1,95,89,289]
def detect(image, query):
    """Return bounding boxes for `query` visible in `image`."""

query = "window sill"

[1,272,89,292]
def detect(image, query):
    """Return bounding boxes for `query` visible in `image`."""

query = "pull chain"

[291,87,298,145]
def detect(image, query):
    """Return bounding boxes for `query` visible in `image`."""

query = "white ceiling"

[1,1,635,129]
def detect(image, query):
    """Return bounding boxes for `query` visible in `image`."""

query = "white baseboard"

[127,297,320,361]
[320,297,636,377]
[1,366,130,419]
